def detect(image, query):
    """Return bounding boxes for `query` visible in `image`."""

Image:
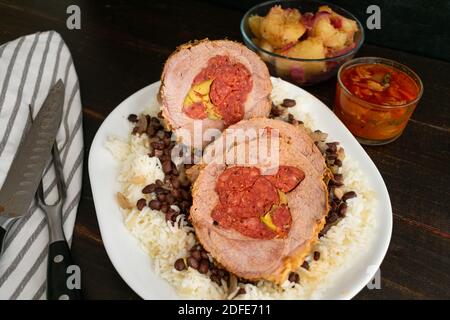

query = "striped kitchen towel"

[0,31,83,299]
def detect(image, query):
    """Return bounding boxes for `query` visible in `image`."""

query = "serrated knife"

[0,80,65,254]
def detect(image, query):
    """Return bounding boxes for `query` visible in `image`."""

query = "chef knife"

[0,80,65,254]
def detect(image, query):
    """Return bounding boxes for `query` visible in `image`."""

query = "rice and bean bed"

[105,80,376,299]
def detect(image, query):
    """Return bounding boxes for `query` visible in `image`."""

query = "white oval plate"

[89,78,392,300]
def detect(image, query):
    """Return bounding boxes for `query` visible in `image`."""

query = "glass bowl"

[334,57,424,145]
[240,0,364,86]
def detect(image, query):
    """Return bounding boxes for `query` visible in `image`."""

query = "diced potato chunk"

[260,6,306,49]
[275,37,326,78]
[280,37,326,60]
[248,15,263,38]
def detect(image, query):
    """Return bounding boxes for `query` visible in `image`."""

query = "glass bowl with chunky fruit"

[240,0,364,86]
[334,57,423,145]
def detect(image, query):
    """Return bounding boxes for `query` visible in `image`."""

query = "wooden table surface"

[0,0,449,300]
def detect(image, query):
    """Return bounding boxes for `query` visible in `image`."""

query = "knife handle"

[47,240,82,300]
[0,226,6,255]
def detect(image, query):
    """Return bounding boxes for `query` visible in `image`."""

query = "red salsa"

[341,64,419,106]
[335,62,421,141]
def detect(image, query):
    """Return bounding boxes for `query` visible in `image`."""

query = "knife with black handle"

[0,80,82,299]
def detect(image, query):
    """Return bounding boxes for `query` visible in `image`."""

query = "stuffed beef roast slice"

[190,119,329,283]
[160,40,272,147]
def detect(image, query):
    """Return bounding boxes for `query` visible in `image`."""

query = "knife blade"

[0,80,64,220]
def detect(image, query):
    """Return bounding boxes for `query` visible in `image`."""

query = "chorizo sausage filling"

[211,166,305,239]
[183,55,253,125]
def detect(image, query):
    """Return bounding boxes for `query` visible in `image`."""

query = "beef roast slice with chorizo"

[160,40,272,148]
[190,118,329,284]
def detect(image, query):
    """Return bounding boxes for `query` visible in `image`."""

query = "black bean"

[198,259,209,274]
[319,224,332,238]
[333,174,343,183]
[160,203,169,213]
[163,137,171,146]
[326,153,338,160]
[326,144,337,153]
[136,198,146,210]
[174,258,186,271]
[329,179,344,187]
[162,148,171,157]
[187,257,199,270]
[301,261,310,270]
[162,160,172,174]
[270,105,283,117]
[201,251,209,260]
[181,179,191,188]
[237,288,246,295]
[156,179,163,186]
[330,201,338,213]
[171,179,181,189]
[327,212,338,224]
[151,141,164,150]
[210,274,221,285]
[338,202,348,217]
[149,199,162,210]
[142,184,156,194]
[281,98,296,108]
[127,114,138,123]
[165,211,175,222]
[181,189,190,200]
[191,250,202,261]
[146,125,156,137]
[155,187,167,195]
[157,193,166,202]
[210,268,218,275]
[181,200,191,210]
[334,159,342,167]
[288,272,300,283]
[213,220,219,226]
[217,269,226,278]
[313,251,321,261]
[342,191,357,202]
[171,188,181,199]
[166,194,176,205]
[151,116,161,126]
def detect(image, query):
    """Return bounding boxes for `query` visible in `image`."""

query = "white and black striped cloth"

[0,31,83,299]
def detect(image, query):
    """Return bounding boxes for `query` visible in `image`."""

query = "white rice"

[105,81,376,299]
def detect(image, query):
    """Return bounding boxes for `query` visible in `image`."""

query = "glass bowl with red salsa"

[334,57,423,145]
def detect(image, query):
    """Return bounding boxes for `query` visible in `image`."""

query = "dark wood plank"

[0,0,448,300]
